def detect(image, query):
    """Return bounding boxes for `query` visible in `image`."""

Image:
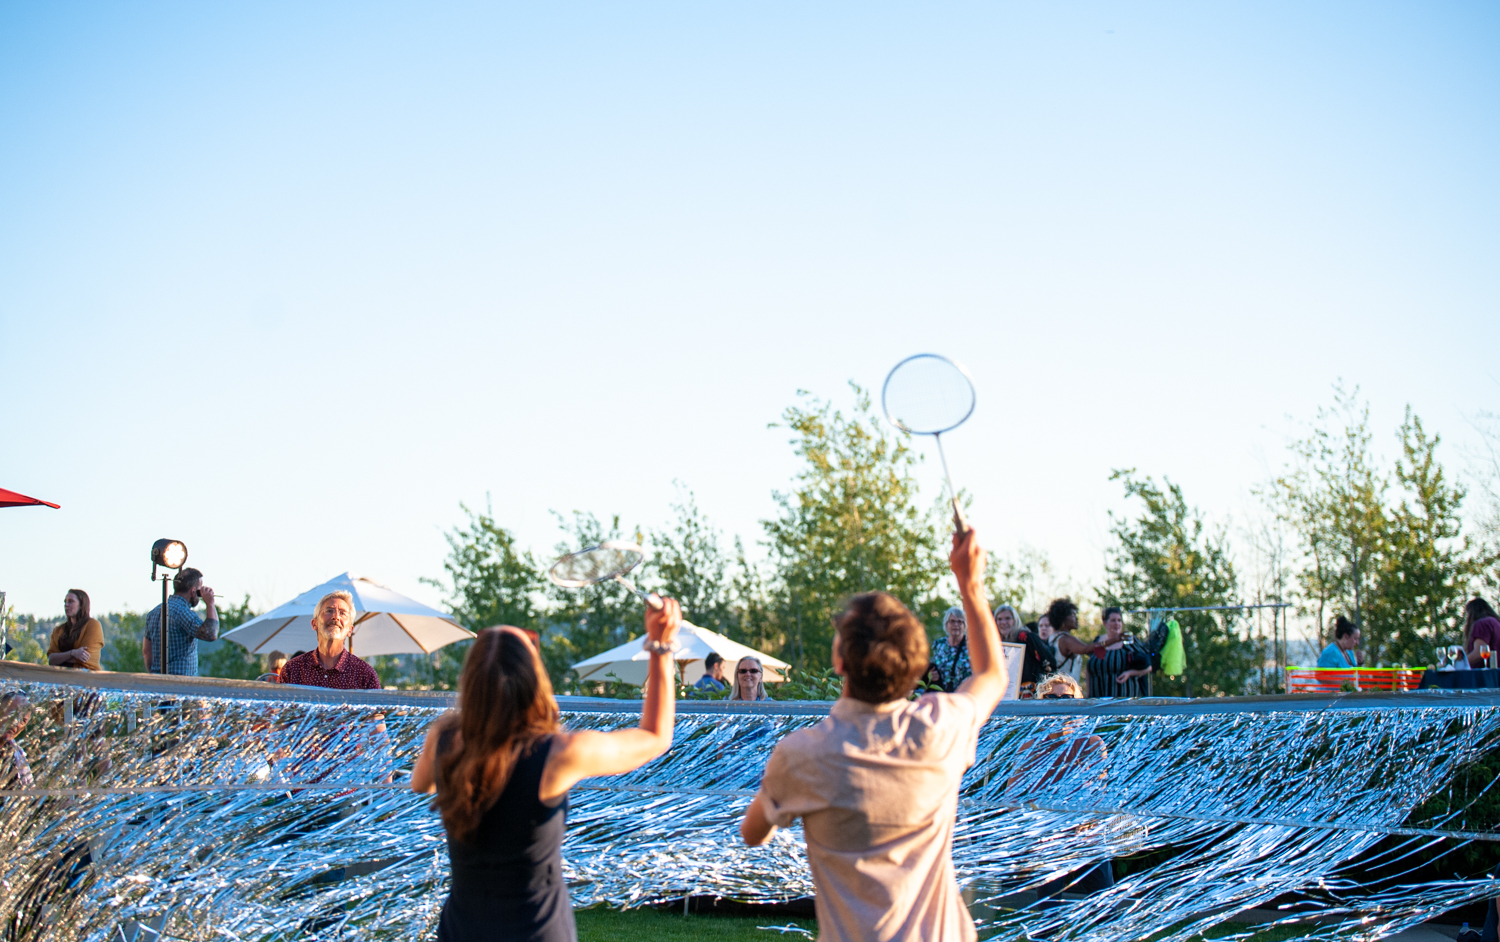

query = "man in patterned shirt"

[143,568,220,675]
[279,591,381,690]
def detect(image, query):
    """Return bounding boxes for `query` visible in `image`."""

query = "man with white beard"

[278,591,382,690]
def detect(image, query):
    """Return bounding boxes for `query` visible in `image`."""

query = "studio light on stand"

[150,539,187,675]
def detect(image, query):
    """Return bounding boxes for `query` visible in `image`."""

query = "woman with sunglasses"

[727,656,773,701]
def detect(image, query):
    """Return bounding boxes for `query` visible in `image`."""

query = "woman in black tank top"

[412,601,683,942]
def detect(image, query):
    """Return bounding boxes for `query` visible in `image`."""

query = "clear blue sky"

[2,1,1496,624]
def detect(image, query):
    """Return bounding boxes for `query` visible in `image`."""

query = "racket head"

[881,353,976,435]
[547,540,646,588]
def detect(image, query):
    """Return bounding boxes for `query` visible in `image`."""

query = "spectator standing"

[996,604,1056,694]
[929,606,973,693]
[1464,598,1500,668]
[1045,598,1091,685]
[411,600,681,942]
[48,590,103,671]
[1317,616,1361,669]
[1087,607,1152,699]
[142,568,219,676]
[279,591,381,690]
[739,527,1008,942]
[727,656,772,701]
[268,651,289,675]
[693,652,728,693]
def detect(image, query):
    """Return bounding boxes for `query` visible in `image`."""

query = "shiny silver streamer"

[4,662,1500,942]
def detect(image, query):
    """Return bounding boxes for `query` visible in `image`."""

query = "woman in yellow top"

[48,589,103,671]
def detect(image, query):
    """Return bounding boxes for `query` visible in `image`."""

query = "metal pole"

[160,572,170,675]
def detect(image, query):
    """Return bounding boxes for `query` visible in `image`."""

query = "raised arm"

[193,587,220,642]
[953,527,1007,715]
[540,598,681,802]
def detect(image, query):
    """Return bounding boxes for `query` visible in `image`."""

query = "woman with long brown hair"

[48,589,103,671]
[411,599,681,941]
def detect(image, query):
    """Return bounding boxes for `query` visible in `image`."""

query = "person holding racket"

[740,526,1007,942]
[411,598,682,942]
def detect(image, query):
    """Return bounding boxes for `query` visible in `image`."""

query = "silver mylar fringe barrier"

[2,662,1500,942]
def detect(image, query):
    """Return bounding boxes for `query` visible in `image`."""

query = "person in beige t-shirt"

[741,526,1009,942]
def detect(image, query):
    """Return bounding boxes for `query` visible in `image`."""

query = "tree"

[1269,387,1491,666]
[1366,409,1491,665]
[543,511,652,691]
[1270,384,1390,649]
[987,544,1059,620]
[99,612,146,673]
[199,595,263,679]
[643,485,740,637]
[1470,407,1500,592]
[760,384,948,670]
[1102,470,1252,697]
[423,499,547,689]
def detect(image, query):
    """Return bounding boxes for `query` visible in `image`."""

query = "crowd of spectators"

[24,568,380,692]
[926,597,1155,699]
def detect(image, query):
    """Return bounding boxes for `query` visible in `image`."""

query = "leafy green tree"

[1365,410,1492,665]
[760,384,948,670]
[198,595,264,679]
[643,486,740,636]
[99,612,146,673]
[542,511,653,691]
[1269,387,1492,666]
[1270,384,1391,648]
[1102,470,1252,697]
[986,544,1058,620]
[421,500,548,689]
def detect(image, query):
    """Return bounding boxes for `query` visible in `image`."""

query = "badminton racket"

[881,353,977,533]
[547,540,664,610]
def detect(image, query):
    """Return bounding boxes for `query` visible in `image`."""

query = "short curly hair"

[835,592,930,704]
[1046,597,1079,630]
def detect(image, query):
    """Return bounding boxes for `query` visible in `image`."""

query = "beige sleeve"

[758,735,828,829]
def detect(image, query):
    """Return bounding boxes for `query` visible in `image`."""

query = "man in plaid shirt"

[143,568,220,675]
[279,590,381,690]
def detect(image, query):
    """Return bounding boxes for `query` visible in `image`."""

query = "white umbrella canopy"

[571,622,791,686]
[221,573,474,657]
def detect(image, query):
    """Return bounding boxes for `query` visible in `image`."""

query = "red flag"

[0,487,60,509]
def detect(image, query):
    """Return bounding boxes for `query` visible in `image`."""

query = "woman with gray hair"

[728,656,772,701]
[927,605,973,693]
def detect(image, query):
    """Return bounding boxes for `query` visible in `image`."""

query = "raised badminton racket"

[882,353,977,533]
[547,540,664,610]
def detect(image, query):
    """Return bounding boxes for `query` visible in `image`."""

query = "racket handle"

[615,573,664,610]
[951,499,970,535]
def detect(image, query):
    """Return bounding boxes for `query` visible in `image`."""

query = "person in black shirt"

[1087,607,1152,698]
[995,604,1056,695]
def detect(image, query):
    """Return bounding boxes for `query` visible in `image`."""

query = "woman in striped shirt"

[1087,607,1152,698]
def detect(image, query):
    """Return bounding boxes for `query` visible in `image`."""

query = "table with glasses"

[1419,668,1500,690]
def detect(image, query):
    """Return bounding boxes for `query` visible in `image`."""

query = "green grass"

[576,907,1322,942]
[576,907,816,941]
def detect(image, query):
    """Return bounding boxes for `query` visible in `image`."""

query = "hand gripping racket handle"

[951,499,970,535]
[614,574,664,610]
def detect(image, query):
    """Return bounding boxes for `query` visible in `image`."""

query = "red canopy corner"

[0,487,60,509]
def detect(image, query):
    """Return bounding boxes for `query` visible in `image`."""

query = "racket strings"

[882,355,975,435]
[549,547,642,587]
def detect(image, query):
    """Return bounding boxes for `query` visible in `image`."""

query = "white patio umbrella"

[571,622,791,686]
[221,572,474,657]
